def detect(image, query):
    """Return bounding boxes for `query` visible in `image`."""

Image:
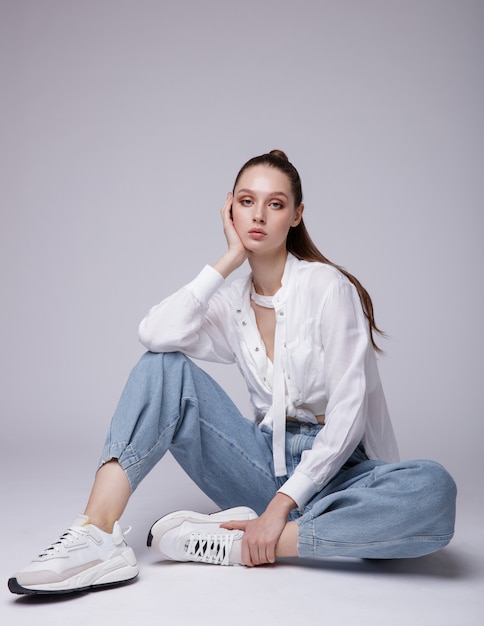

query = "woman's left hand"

[220,493,296,566]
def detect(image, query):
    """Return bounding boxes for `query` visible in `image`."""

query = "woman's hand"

[221,193,246,257]
[221,493,296,566]
[213,193,248,278]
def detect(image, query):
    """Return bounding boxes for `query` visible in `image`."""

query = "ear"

[291,203,304,227]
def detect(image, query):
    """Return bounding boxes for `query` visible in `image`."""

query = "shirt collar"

[240,252,298,309]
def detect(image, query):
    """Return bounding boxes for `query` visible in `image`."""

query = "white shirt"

[138,253,400,508]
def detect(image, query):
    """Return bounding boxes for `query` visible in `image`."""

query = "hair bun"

[269,149,289,161]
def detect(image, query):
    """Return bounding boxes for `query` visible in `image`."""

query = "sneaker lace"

[185,532,235,565]
[39,527,88,557]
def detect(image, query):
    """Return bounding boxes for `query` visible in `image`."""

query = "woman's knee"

[416,460,457,501]
[136,350,191,375]
[412,460,457,534]
[378,459,456,528]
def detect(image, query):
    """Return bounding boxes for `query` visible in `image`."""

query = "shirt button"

[236,309,241,313]
[242,321,247,326]
[255,347,259,352]
[279,311,284,316]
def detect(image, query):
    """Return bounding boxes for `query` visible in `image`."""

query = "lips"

[248,228,267,240]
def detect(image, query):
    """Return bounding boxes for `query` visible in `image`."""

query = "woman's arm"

[138,194,248,361]
[278,277,372,506]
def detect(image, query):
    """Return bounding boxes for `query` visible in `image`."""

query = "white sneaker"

[8,515,139,595]
[147,507,258,566]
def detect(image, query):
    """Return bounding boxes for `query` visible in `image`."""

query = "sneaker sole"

[8,548,139,596]
[147,506,258,553]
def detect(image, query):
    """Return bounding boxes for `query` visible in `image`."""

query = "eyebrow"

[236,188,289,199]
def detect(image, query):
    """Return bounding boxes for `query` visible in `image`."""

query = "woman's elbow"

[138,321,159,352]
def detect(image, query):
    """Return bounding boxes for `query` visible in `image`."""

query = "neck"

[249,249,288,296]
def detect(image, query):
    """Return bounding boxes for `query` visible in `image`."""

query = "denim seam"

[199,417,276,482]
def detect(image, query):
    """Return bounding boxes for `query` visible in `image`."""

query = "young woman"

[9,150,456,595]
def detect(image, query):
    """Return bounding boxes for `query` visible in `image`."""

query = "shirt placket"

[271,299,288,476]
[235,297,289,477]
[234,305,267,376]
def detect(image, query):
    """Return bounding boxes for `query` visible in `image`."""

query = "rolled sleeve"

[277,470,319,509]
[188,265,225,304]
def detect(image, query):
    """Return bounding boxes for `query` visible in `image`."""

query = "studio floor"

[1,452,482,626]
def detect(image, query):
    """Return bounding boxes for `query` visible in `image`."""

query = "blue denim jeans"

[100,352,456,559]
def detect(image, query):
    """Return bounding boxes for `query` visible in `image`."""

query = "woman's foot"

[8,514,138,595]
[147,507,258,566]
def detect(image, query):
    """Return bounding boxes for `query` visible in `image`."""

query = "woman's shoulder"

[290,257,362,318]
[291,256,349,292]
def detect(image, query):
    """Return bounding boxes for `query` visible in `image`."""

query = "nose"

[253,203,266,224]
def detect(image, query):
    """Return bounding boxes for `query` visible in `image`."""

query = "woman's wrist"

[266,492,297,516]
[213,249,247,278]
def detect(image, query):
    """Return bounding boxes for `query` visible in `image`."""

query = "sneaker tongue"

[71,514,90,528]
[228,538,243,565]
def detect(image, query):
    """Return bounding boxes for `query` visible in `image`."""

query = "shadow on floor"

[277,546,473,579]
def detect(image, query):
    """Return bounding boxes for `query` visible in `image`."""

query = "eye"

[269,201,284,209]
[240,198,253,206]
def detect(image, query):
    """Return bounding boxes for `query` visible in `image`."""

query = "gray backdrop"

[1,0,482,499]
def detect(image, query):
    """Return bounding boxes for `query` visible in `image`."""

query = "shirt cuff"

[277,470,320,509]
[187,265,225,304]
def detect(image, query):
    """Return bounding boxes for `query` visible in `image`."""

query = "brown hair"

[233,149,385,352]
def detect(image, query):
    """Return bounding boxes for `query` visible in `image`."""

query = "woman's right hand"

[213,193,248,277]
[221,193,247,257]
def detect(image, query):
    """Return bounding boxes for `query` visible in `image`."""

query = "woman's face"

[232,165,303,256]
